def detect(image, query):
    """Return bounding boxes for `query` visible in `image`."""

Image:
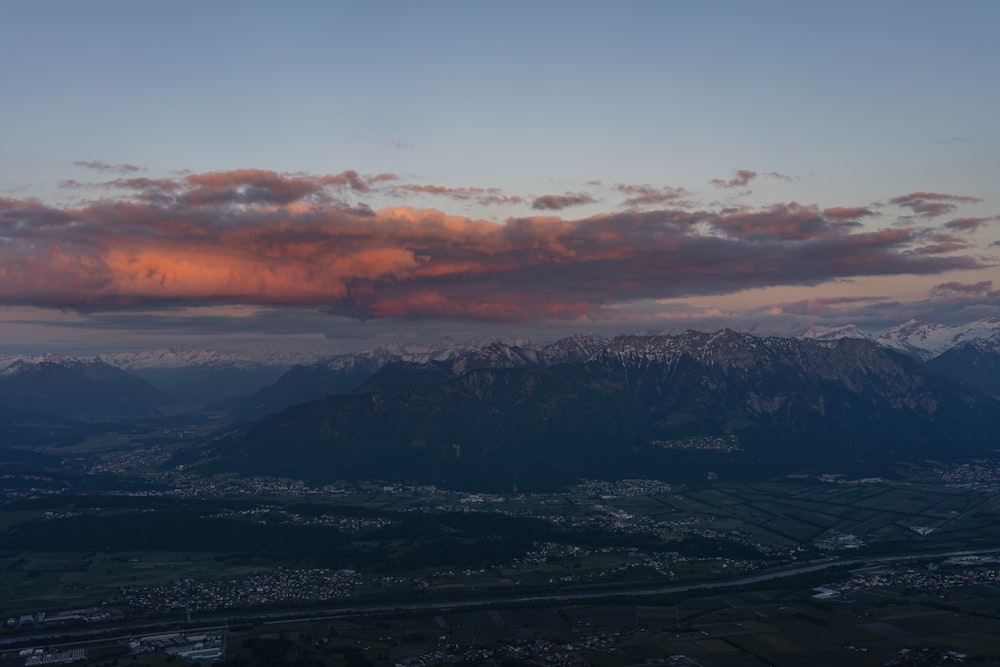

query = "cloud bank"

[0,169,992,326]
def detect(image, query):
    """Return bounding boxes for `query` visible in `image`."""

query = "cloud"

[766,296,888,317]
[710,203,861,241]
[822,206,876,222]
[0,169,987,325]
[931,280,994,298]
[890,191,982,218]
[60,169,400,207]
[74,160,144,174]
[944,216,995,233]
[906,231,970,255]
[392,184,523,206]
[710,169,758,189]
[531,192,598,210]
[710,169,794,189]
[615,183,687,207]
[750,289,1000,335]
[60,169,399,203]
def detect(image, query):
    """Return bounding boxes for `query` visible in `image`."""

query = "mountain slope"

[876,318,1000,361]
[218,356,385,418]
[201,331,1000,489]
[220,338,549,418]
[0,356,169,417]
[356,335,607,393]
[100,349,304,404]
[926,333,1000,397]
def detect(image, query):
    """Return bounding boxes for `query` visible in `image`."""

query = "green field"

[4,461,1000,663]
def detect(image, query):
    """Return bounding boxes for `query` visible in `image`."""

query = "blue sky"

[1,1,998,354]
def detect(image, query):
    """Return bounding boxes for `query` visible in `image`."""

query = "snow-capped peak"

[800,324,876,342]
[877,318,1000,361]
[0,353,95,377]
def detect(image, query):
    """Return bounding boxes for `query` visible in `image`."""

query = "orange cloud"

[0,169,989,323]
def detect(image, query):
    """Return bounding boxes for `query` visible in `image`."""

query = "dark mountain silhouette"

[926,333,1000,397]
[0,357,169,418]
[199,331,1000,490]
[215,357,384,418]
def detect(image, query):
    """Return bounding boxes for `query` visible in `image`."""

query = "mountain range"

[3,319,1000,490]
[2,318,999,421]
[191,329,1000,490]
[803,317,1000,361]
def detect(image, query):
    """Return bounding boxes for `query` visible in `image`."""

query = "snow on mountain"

[596,329,810,370]
[315,337,531,372]
[876,318,1000,361]
[962,331,1000,354]
[100,348,323,370]
[799,318,1000,361]
[800,324,877,343]
[0,354,92,377]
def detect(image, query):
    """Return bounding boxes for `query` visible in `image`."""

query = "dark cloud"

[769,296,888,317]
[823,206,876,222]
[74,160,144,174]
[890,191,982,218]
[531,192,598,210]
[710,169,758,189]
[615,183,687,207]
[710,203,861,241]
[0,197,76,232]
[905,231,970,255]
[393,184,523,206]
[931,281,993,298]
[710,169,793,189]
[756,291,1000,335]
[58,169,399,206]
[944,216,994,233]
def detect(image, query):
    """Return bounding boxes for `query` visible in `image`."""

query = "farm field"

[3,460,1000,663]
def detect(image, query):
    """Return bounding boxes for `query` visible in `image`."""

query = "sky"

[1,1,999,355]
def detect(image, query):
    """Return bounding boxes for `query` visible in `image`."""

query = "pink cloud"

[615,183,687,207]
[710,169,757,189]
[890,191,982,218]
[0,169,988,322]
[822,206,876,222]
[906,231,969,255]
[531,192,598,210]
[710,203,860,241]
